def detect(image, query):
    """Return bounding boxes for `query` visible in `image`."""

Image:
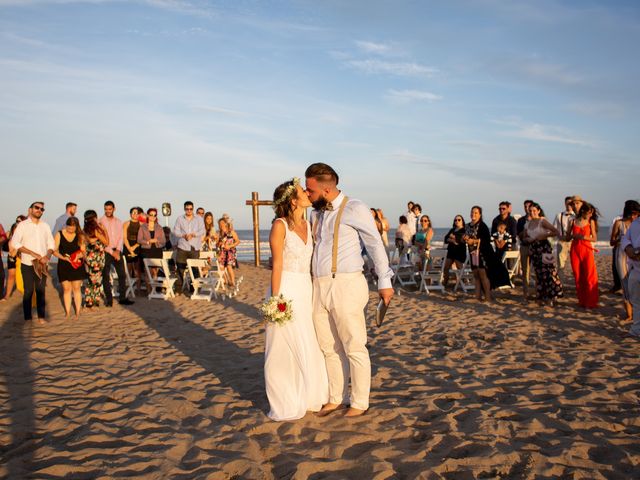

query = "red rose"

[277,303,287,312]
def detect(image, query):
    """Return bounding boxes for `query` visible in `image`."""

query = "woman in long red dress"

[569,202,599,308]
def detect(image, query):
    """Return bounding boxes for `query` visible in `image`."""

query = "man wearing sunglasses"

[9,202,55,324]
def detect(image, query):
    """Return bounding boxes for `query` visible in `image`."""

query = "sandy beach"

[1,256,639,479]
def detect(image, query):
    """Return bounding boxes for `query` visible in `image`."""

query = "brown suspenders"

[312,196,349,278]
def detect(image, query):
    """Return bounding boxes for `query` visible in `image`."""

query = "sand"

[1,256,639,479]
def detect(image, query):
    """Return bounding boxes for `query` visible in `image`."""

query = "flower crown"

[273,177,300,209]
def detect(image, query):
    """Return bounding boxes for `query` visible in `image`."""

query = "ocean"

[234,227,613,262]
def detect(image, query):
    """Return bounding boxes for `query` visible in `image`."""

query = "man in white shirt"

[306,163,394,417]
[10,201,55,324]
[553,196,575,269]
[622,217,640,337]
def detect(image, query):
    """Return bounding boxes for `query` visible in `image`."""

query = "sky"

[1,0,639,230]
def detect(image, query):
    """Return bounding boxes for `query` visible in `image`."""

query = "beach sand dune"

[1,257,639,479]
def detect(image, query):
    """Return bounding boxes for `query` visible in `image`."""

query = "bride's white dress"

[264,219,329,421]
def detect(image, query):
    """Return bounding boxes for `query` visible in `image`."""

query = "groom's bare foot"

[345,407,367,417]
[316,403,346,417]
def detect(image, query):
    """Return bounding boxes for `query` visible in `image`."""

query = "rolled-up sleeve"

[348,201,394,289]
[9,223,24,251]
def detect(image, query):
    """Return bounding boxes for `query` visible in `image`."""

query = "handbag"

[69,250,83,269]
[470,239,481,267]
[542,253,556,266]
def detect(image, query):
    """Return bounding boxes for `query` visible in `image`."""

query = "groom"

[305,163,394,417]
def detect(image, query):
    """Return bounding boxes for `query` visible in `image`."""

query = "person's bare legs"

[478,268,493,302]
[61,281,72,317]
[72,280,82,319]
[2,269,16,300]
[226,265,236,287]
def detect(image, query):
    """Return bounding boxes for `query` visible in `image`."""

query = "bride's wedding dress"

[264,219,328,421]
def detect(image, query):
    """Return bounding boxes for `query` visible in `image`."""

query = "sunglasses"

[185,207,193,211]
[148,213,157,217]
[33,205,45,212]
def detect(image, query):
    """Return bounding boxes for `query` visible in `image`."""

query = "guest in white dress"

[264,178,329,421]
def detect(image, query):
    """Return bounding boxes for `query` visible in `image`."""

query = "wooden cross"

[245,192,273,266]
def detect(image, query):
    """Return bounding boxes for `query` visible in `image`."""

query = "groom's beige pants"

[312,272,370,411]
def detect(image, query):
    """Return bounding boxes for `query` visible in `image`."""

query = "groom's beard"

[312,197,328,211]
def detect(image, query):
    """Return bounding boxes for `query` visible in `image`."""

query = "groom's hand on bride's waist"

[379,288,393,306]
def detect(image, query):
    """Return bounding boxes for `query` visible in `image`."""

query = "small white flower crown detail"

[273,177,300,209]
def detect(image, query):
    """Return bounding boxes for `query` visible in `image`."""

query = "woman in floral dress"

[83,210,109,308]
[524,202,563,306]
[217,217,240,288]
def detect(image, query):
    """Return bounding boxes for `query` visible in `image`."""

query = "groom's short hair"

[305,163,339,185]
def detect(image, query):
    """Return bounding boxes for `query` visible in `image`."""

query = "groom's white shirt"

[311,192,393,289]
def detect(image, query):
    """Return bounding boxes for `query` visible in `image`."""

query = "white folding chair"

[392,246,420,289]
[186,258,218,301]
[501,250,521,288]
[453,257,475,293]
[419,249,447,294]
[109,261,136,300]
[143,258,177,299]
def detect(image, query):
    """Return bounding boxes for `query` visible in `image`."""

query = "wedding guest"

[53,202,78,234]
[0,222,6,298]
[517,199,534,298]
[376,209,390,248]
[218,217,240,288]
[196,207,205,218]
[443,215,466,288]
[202,212,218,252]
[463,206,510,302]
[1,216,26,301]
[395,215,413,258]
[137,208,166,292]
[610,201,640,320]
[490,201,518,240]
[84,210,109,308]
[173,201,205,293]
[100,201,134,306]
[53,217,86,318]
[123,206,142,295]
[553,196,575,269]
[524,202,563,306]
[411,204,422,235]
[406,203,418,236]
[10,202,55,324]
[621,215,640,338]
[568,202,599,308]
[492,221,513,260]
[414,215,434,268]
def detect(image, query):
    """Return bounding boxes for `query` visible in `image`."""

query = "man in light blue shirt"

[53,202,77,234]
[306,162,393,418]
[173,201,205,293]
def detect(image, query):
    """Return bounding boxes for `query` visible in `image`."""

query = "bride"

[264,178,329,421]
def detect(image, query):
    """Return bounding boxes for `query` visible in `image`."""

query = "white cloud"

[386,89,442,104]
[496,118,596,147]
[355,40,392,55]
[193,105,248,117]
[346,59,438,78]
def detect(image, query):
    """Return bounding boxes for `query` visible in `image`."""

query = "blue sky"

[1,0,638,229]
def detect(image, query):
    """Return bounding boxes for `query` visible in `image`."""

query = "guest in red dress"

[569,202,599,308]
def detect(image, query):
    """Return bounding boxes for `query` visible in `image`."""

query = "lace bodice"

[279,218,312,274]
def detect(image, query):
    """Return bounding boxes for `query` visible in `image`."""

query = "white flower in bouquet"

[260,294,293,326]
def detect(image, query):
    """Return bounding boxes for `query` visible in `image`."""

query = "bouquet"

[260,294,293,326]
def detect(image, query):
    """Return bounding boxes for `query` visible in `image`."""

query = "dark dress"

[465,221,510,289]
[530,239,563,301]
[57,232,87,282]
[444,227,467,263]
[124,221,141,262]
[143,229,163,259]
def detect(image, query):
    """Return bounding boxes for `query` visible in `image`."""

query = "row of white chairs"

[110,251,241,302]
[389,247,523,295]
